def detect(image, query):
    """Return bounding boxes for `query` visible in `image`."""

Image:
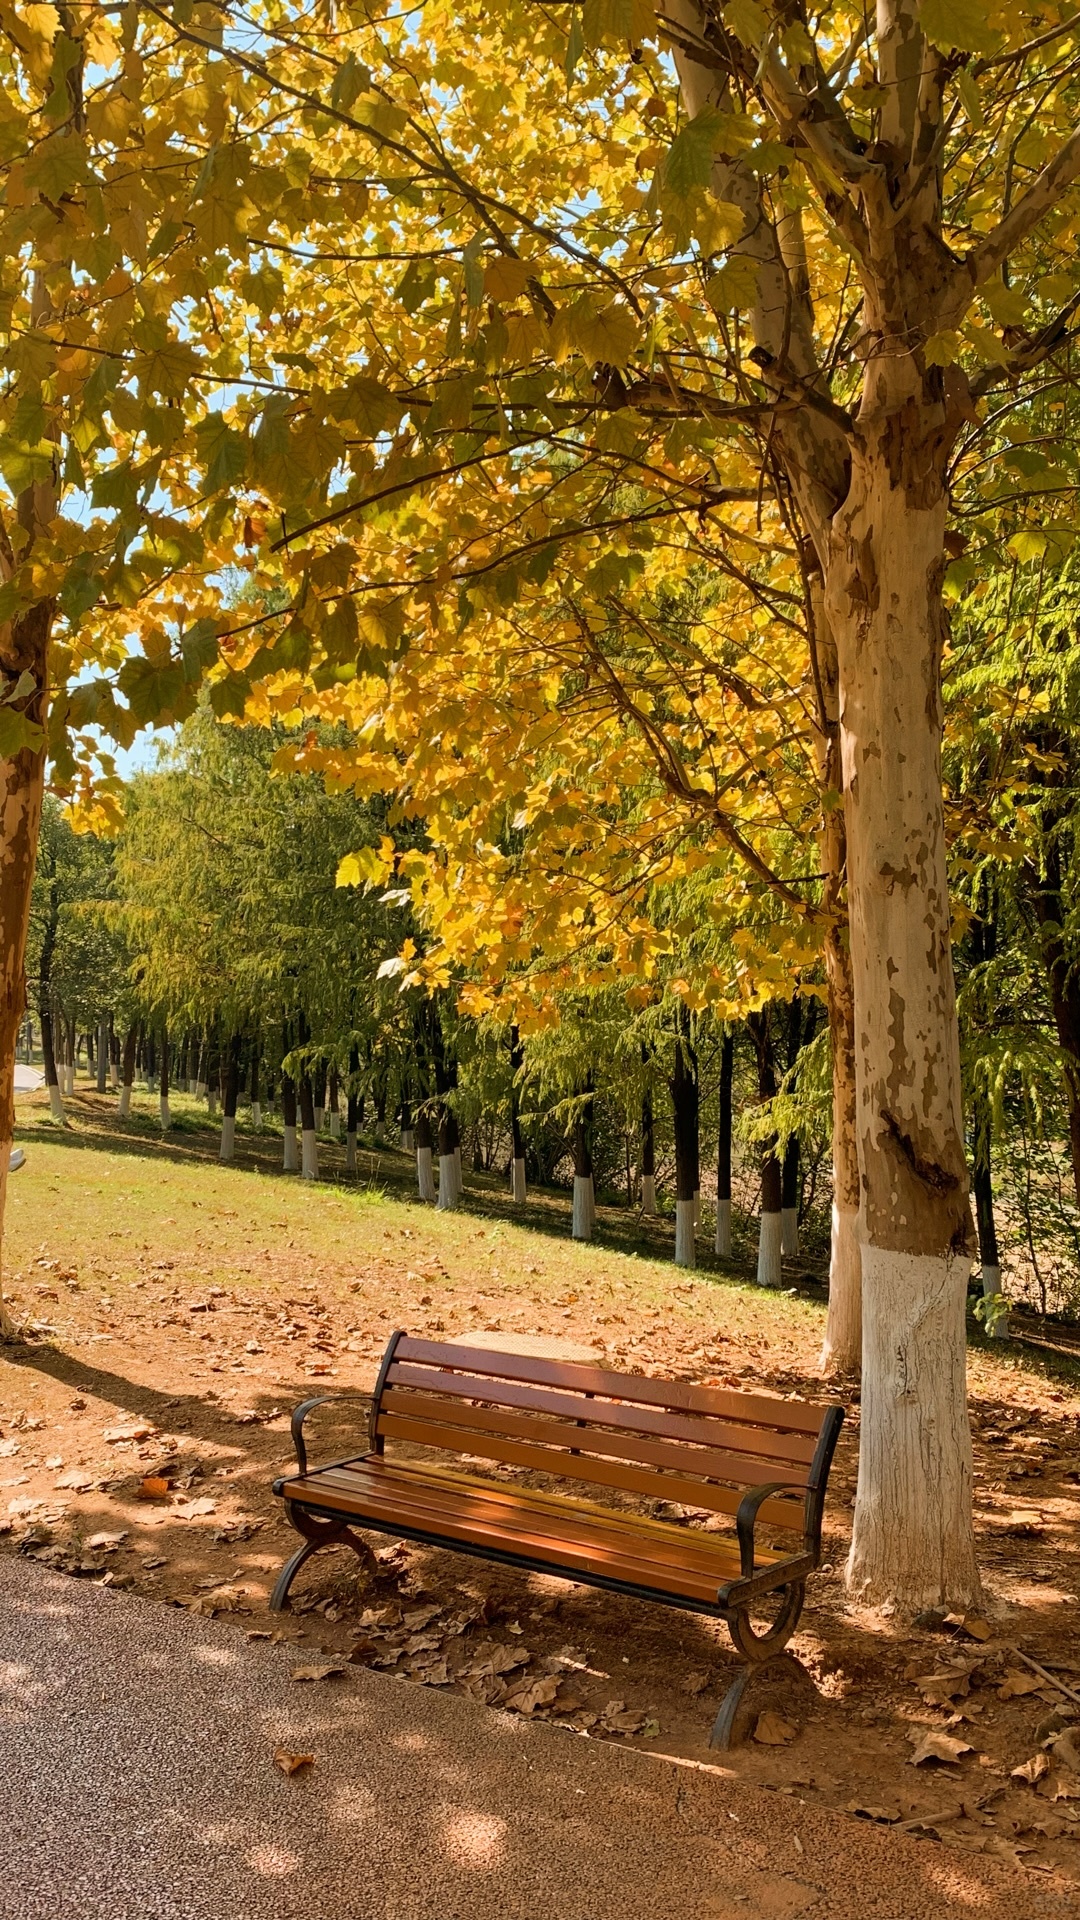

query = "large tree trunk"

[1030,839,1080,1209]
[41,1003,64,1124]
[0,602,51,1336]
[415,1105,436,1202]
[827,453,979,1610]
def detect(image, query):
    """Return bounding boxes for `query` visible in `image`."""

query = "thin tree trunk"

[571,1084,595,1241]
[510,1026,526,1201]
[119,1025,137,1120]
[220,1033,241,1163]
[158,1030,171,1132]
[96,1014,108,1094]
[328,1066,340,1140]
[972,1089,1006,1339]
[715,1027,733,1258]
[640,1043,656,1215]
[671,1037,698,1269]
[298,1014,318,1179]
[1031,839,1080,1210]
[415,1105,436,1202]
[281,1065,299,1173]
[41,1004,64,1123]
[249,1039,261,1131]
[748,1011,782,1287]
[346,1043,360,1174]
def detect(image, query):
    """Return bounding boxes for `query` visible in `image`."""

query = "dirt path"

[2,1557,1069,1920]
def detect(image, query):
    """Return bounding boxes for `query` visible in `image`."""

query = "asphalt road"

[0,1558,1066,1920]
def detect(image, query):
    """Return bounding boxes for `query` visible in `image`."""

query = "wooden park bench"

[271,1333,844,1746]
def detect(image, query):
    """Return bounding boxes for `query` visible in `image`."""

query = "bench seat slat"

[378,1409,806,1526]
[289,1458,791,1579]
[377,1458,795,1565]
[392,1338,827,1435]
[385,1365,818,1467]
[379,1387,811,1489]
[279,1459,784,1601]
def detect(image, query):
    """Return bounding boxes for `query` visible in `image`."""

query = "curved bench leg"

[270,1507,379,1613]
[710,1583,809,1750]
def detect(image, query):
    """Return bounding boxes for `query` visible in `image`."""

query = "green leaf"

[726,0,768,48]
[23,132,90,200]
[705,257,761,313]
[195,412,247,492]
[331,52,370,111]
[0,705,43,758]
[664,108,723,200]
[180,619,220,683]
[582,0,654,48]
[208,670,251,719]
[919,0,999,53]
[327,376,405,437]
[924,329,962,366]
[1008,530,1049,563]
[117,653,191,724]
[565,9,585,82]
[956,67,984,129]
[132,340,200,399]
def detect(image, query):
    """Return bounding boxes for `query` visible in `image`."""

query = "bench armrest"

[288,1395,336,1478]
[735,1480,808,1580]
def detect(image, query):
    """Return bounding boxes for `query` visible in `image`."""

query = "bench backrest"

[369,1333,843,1551]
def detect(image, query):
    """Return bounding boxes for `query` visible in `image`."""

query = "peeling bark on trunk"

[828,444,979,1609]
[0,595,51,1333]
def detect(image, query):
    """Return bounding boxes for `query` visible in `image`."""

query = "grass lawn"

[3,1081,1080,1889]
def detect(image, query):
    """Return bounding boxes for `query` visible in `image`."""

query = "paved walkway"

[0,1559,1065,1920]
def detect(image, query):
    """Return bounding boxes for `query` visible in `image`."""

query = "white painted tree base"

[781,1206,798,1259]
[314,1107,324,1134]
[109,1065,118,1091]
[207,1091,218,1118]
[693,1190,701,1232]
[981,1263,1009,1339]
[846,1246,980,1609]
[195,1081,207,1100]
[159,1097,171,1133]
[47,1084,64,1123]
[821,1203,862,1374]
[572,1174,594,1241]
[283,1124,299,1173]
[329,1112,340,1140]
[301,1129,319,1180]
[675,1198,696,1268]
[250,1102,262,1132]
[400,1129,414,1154]
[512,1157,527,1202]
[118,1086,132,1120]
[147,1076,157,1095]
[63,1067,74,1096]
[346,1131,357,1173]
[714,1197,731,1259]
[437,1152,460,1210]
[417,1146,436,1203]
[219,1115,235,1162]
[188,1079,197,1096]
[640,1174,656,1216]
[756,1211,782,1288]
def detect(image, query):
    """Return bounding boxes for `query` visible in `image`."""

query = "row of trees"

[5,1,1080,1611]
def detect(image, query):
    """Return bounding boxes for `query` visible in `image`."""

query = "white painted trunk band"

[283,1124,299,1172]
[301,1129,319,1180]
[417,1146,436,1203]
[640,1173,656,1216]
[675,1198,697,1268]
[756,1210,782,1288]
[714,1197,731,1258]
[512,1157,527,1202]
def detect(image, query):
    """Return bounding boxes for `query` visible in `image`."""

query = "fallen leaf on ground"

[186,1585,247,1616]
[1039,1769,1080,1802]
[909,1731,973,1767]
[103,1421,155,1443]
[86,1531,127,1551]
[54,1472,95,1491]
[917,1672,971,1705]
[1048,1730,1080,1772]
[847,1802,901,1823]
[1012,1753,1051,1785]
[291,1661,348,1683]
[959,1615,993,1643]
[504,1676,558,1715]
[273,1748,315,1776]
[753,1711,798,1746]
[137,1477,171,1501]
[172,1496,216,1518]
[998,1671,1045,1700]
[683,1670,710,1696]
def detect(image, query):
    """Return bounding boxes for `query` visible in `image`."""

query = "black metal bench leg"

[269,1508,379,1613]
[710,1582,809,1750]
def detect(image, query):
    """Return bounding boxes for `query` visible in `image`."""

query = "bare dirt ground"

[4,1083,1080,1901]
